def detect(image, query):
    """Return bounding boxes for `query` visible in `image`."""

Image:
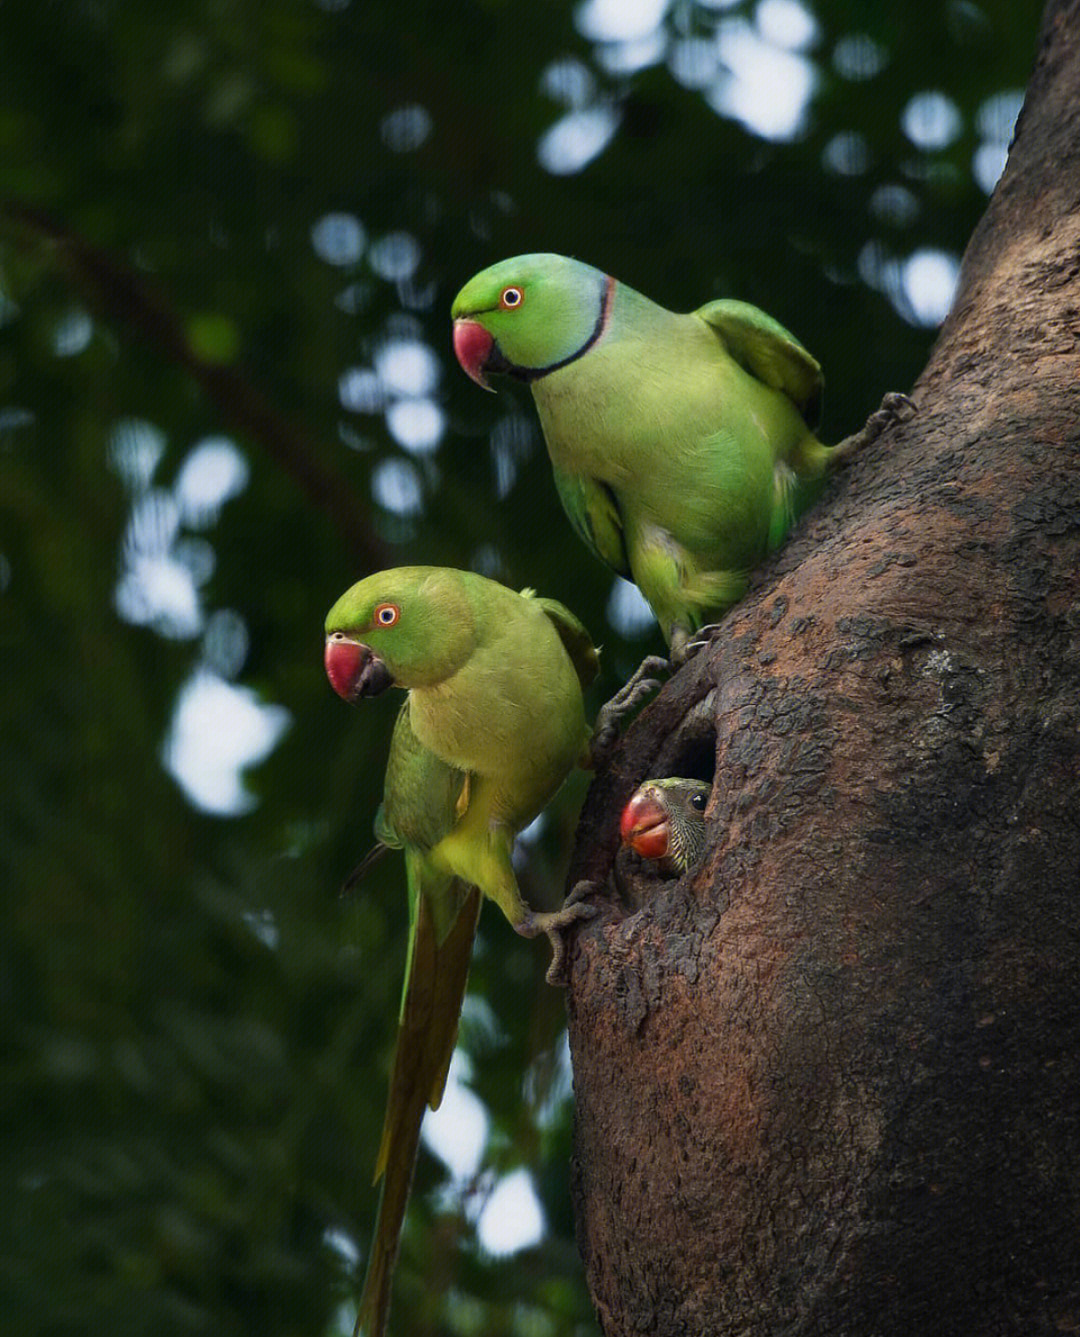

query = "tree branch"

[0,198,385,566]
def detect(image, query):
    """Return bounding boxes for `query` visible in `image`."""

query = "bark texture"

[565,3,1080,1333]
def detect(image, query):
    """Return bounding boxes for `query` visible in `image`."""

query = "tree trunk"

[564,3,1080,1333]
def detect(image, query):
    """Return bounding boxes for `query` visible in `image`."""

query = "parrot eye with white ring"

[691,792,708,810]
[499,286,524,310]
[373,603,400,627]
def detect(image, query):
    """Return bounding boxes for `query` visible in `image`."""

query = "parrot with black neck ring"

[452,252,913,668]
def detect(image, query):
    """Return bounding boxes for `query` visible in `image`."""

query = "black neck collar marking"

[494,274,617,383]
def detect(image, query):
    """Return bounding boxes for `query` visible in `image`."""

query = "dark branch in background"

[0,198,386,568]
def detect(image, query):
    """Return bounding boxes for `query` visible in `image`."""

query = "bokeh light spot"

[202,608,249,679]
[368,232,421,281]
[374,338,440,397]
[870,184,920,227]
[822,131,871,176]
[832,33,887,81]
[174,437,250,528]
[53,309,93,357]
[477,1170,545,1256]
[709,20,816,141]
[164,668,290,815]
[594,30,667,74]
[537,106,620,175]
[371,457,424,515]
[339,367,385,414]
[108,420,166,492]
[385,399,444,454]
[973,142,1009,194]
[380,104,432,152]
[901,91,963,150]
[755,0,817,51]
[668,38,719,90]
[576,0,668,43]
[311,212,366,266]
[540,57,595,107]
[422,1050,488,1178]
[607,577,656,637]
[975,89,1024,143]
[902,248,960,326]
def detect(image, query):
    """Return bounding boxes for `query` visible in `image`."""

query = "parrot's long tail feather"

[353,880,482,1337]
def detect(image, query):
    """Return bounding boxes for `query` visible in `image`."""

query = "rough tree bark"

[564,3,1080,1333]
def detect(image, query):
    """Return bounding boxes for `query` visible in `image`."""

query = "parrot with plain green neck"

[620,777,711,875]
[452,253,913,663]
[324,565,599,1337]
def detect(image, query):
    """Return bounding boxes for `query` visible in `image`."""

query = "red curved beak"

[620,789,670,861]
[324,638,393,702]
[453,319,496,391]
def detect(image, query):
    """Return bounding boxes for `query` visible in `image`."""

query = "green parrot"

[324,565,599,1337]
[452,253,912,662]
[620,777,711,875]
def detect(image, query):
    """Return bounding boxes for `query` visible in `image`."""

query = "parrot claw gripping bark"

[325,566,599,1337]
[518,885,600,985]
[831,390,918,464]
[588,654,672,764]
[453,254,917,706]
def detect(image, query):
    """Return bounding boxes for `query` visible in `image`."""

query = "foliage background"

[0,1,1045,1333]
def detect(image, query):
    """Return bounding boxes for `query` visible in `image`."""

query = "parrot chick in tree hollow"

[324,566,599,1337]
[452,254,914,678]
[621,777,711,876]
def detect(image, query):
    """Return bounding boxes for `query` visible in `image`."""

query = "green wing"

[695,298,823,429]
[347,703,462,900]
[531,594,600,691]
[380,700,465,863]
[551,463,632,579]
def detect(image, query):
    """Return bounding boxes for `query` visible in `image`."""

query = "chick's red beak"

[324,638,393,702]
[453,319,495,391]
[620,789,670,860]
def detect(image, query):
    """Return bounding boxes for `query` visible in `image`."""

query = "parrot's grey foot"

[517,884,600,986]
[588,656,671,767]
[834,391,917,462]
[674,623,724,665]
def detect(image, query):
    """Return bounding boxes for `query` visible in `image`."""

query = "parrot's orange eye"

[374,603,400,627]
[499,286,523,310]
